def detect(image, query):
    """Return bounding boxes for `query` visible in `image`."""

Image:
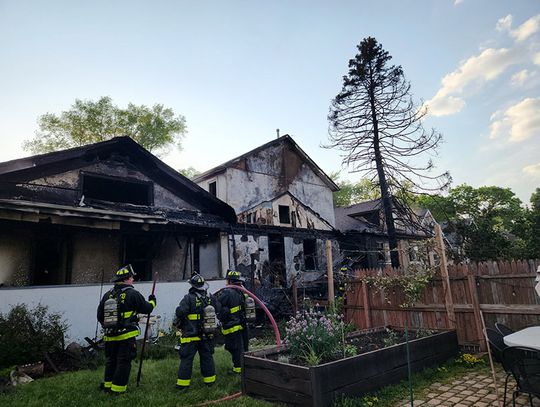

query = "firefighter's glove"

[148,294,157,307]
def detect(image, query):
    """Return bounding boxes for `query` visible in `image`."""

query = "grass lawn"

[0,346,274,407]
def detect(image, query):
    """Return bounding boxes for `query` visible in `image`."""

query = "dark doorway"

[33,235,70,285]
[303,239,318,270]
[268,234,286,287]
[123,234,155,281]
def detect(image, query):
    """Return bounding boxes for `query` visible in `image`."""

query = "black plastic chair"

[486,328,513,405]
[503,346,540,407]
[496,322,515,337]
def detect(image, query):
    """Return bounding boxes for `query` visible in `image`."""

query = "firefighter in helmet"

[97,265,156,394]
[174,273,222,390]
[216,270,255,374]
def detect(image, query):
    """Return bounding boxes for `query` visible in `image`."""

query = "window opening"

[268,234,286,287]
[208,181,217,197]
[82,173,152,206]
[32,234,70,285]
[278,205,291,224]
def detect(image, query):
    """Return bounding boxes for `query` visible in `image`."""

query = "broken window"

[81,173,153,206]
[278,205,291,224]
[246,213,252,224]
[208,181,217,197]
[303,239,318,270]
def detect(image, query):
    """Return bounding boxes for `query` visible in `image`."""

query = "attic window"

[278,205,291,224]
[82,173,153,206]
[208,181,217,197]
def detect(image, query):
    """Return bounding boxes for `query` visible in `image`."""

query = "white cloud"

[534,52,540,65]
[523,163,540,176]
[496,15,513,33]
[511,69,531,86]
[425,48,516,116]
[511,14,540,42]
[496,14,540,42]
[490,98,540,142]
[454,0,464,5]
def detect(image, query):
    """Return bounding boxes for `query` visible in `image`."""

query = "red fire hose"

[195,284,281,406]
[220,284,281,346]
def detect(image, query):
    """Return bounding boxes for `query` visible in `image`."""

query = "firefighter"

[97,265,156,394]
[216,270,251,374]
[174,273,221,390]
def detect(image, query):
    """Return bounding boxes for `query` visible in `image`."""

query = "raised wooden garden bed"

[242,327,459,407]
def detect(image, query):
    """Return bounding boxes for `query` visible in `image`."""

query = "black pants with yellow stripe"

[104,338,137,393]
[177,339,216,387]
[224,331,244,373]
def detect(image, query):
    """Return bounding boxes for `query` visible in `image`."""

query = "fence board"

[345,260,540,348]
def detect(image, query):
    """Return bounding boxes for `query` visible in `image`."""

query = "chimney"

[276,128,280,139]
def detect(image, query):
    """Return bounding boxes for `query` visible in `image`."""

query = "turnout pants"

[224,331,244,373]
[177,340,216,387]
[103,338,137,393]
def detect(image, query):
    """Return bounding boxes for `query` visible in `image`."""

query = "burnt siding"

[14,160,198,211]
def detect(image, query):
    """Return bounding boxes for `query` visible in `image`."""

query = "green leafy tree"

[527,188,540,258]
[331,173,379,207]
[179,166,200,179]
[23,96,187,156]
[327,37,449,267]
[417,185,529,261]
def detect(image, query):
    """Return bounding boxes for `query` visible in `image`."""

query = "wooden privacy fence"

[344,260,540,350]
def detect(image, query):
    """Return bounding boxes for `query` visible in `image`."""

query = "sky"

[0,0,539,203]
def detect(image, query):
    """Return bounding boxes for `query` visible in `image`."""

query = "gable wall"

[197,143,335,228]
[26,160,198,210]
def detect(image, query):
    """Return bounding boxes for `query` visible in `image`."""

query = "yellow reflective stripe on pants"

[221,324,243,335]
[180,336,201,343]
[230,305,241,313]
[232,367,241,373]
[111,384,127,393]
[177,378,190,387]
[104,329,139,341]
[203,375,216,384]
[187,314,200,320]
[104,381,112,388]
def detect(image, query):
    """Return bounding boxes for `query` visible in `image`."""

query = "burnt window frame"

[79,171,154,206]
[278,205,291,224]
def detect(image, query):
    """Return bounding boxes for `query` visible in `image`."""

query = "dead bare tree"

[327,37,450,267]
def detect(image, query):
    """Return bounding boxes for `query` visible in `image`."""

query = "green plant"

[382,328,401,347]
[455,353,485,367]
[415,328,437,338]
[0,304,68,368]
[284,309,354,365]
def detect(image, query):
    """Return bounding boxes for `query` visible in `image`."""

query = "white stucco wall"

[0,279,226,343]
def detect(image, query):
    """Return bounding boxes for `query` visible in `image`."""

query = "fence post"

[326,240,334,306]
[360,270,372,328]
[435,223,456,329]
[467,268,487,351]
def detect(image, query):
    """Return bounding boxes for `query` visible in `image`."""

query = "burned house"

[335,198,437,269]
[0,137,236,286]
[193,135,339,294]
[0,137,236,340]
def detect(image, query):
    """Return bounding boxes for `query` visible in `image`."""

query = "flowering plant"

[284,308,356,365]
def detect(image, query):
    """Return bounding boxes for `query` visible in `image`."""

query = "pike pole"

[136,273,157,386]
